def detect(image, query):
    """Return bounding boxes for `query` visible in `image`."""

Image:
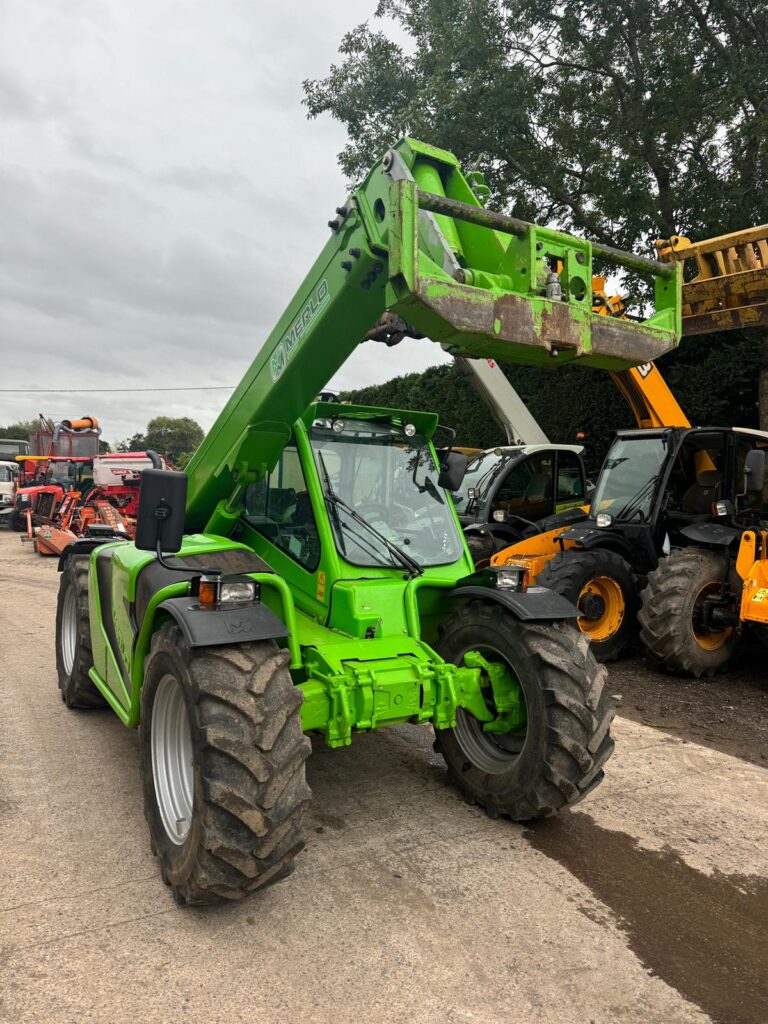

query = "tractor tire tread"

[638,547,739,677]
[436,601,614,821]
[55,555,106,709]
[536,548,639,662]
[141,624,310,906]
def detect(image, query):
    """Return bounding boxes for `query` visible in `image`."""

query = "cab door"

[555,450,587,512]
[490,451,555,524]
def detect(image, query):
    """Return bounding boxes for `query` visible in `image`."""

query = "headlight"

[220,581,258,604]
[494,566,529,592]
[197,577,259,607]
[596,512,613,528]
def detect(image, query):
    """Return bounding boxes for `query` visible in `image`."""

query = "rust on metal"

[409,278,676,367]
[657,226,768,335]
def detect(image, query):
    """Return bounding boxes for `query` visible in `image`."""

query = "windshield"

[310,419,464,568]
[452,449,517,515]
[591,436,668,521]
[0,440,26,458]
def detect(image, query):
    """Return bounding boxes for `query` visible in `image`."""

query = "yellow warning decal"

[316,571,326,601]
[753,588,768,603]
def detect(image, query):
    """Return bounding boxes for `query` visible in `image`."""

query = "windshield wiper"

[318,453,423,578]
[614,474,659,522]
[316,451,348,557]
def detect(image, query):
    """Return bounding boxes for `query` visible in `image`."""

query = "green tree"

[0,419,37,440]
[143,417,204,465]
[305,0,768,422]
[116,432,147,453]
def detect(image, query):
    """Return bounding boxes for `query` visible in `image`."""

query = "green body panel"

[83,137,682,749]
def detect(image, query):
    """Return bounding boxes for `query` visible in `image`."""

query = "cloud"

[0,0,449,447]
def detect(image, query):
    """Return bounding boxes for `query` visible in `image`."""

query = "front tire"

[436,601,614,820]
[536,549,639,662]
[140,624,312,905]
[10,509,27,532]
[55,555,106,708]
[638,547,739,677]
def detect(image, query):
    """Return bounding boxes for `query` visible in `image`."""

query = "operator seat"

[681,469,722,515]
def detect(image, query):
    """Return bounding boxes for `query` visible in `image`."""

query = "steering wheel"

[357,502,390,519]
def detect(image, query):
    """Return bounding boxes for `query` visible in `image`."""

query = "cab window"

[665,432,726,517]
[243,440,320,571]
[735,435,768,513]
[556,451,584,502]
[493,452,553,519]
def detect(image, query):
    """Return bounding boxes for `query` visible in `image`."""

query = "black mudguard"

[679,522,742,547]
[57,535,128,571]
[449,584,579,620]
[158,597,289,647]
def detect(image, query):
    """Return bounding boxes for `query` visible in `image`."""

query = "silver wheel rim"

[151,674,194,845]
[60,584,77,676]
[454,645,527,775]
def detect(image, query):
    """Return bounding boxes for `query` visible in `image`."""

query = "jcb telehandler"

[54,138,680,904]
[495,425,767,671]
[492,225,768,664]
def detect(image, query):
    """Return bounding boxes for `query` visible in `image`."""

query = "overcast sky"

[0,0,450,446]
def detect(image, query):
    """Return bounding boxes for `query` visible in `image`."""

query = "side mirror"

[135,468,188,553]
[744,448,766,493]
[439,451,468,491]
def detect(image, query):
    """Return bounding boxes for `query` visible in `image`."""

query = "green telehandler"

[54,138,681,905]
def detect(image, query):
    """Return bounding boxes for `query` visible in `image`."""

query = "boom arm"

[454,357,550,445]
[184,138,681,534]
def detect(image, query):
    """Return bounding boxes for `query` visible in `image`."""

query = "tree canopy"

[0,419,38,441]
[144,416,204,467]
[305,0,767,243]
[306,0,768,427]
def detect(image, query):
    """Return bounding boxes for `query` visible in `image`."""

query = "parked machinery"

[491,226,768,667]
[4,415,101,532]
[53,137,681,905]
[32,452,164,556]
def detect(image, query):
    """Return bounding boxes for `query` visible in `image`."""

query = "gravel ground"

[1,528,767,1024]
[610,640,768,767]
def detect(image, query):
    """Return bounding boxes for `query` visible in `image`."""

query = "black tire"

[435,601,614,820]
[55,555,106,708]
[466,530,495,569]
[536,549,639,662]
[10,509,27,532]
[466,528,523,570]
[140,624,312,906]
[638,547,739,677]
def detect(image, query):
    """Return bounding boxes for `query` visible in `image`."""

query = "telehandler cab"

[495,426,768,670]
[54,138,681,905]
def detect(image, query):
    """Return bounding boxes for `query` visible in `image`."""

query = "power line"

[0,385,237,391]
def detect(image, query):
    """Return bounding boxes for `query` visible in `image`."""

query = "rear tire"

[435,601,614,820]
[140,624,312,905]
[536,549,638,662]
[55,555,106,708]
[638,547,739,677]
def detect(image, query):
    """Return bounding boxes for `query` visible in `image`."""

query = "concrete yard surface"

[0,530,766,1024]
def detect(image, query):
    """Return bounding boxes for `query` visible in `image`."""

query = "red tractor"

[3,415,102,532]
[31,452,164,556]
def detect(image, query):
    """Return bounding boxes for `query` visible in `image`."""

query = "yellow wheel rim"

[577,576,625,642]
[691,583,732,650]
